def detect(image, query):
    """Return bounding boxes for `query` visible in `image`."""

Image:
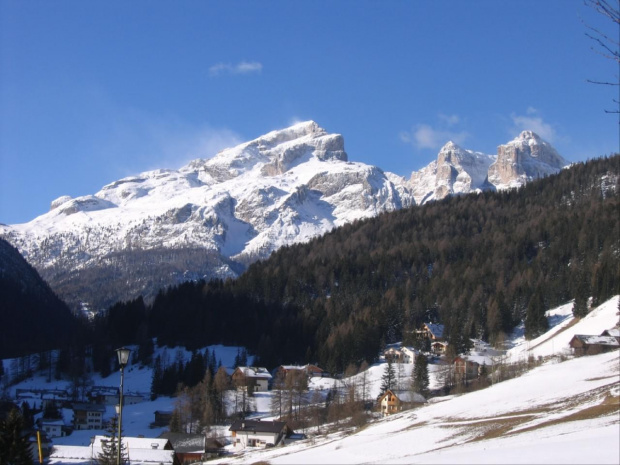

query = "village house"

[229,419,293,449]
[39,418,65,438]
[383,346,418,363]
[377,389,426,416]
[71,403,105,430]
[421,323,445,341]
[431,341,448,355]
[453,356,481,382]
[153,410,173,427]
[231,366,272,392]
[159,432,225,463]
[569,334,620,356]
[272,364,327,379]
[50,435,179,465]
[89,386,119,405]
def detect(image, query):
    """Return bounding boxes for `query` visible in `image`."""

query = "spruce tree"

[97,415,127,465]
[0,409,33,465]
[411,353,429,398]
[525,287,549,340]
[379,359,396,394]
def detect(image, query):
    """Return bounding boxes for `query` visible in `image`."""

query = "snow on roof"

[237,366,273,379]
[390,390,427,403]
[601,328,620,338]
[50,444,175,464]
[93,435,170,450]
[424,323,444,338]
[572,335,619,346]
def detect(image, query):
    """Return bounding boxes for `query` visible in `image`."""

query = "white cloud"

[510,109,557,142]
[400,123,469,150]
[209,61,263,77]
[438,113,460,126]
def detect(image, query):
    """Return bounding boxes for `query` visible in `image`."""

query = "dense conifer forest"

[0,239,81,359]
[92,155,619,373]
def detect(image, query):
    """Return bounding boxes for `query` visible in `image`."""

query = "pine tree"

[379,359,396,395]
[524,287,549,340]
[572,265,590,318]
[97,415,127,465]
[411,353,429,398]
[0,409,33,465]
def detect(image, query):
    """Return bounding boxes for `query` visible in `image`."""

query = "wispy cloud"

[96,105,243,177]
[510,108,557,142]
[400,115,469,150]
[209,61,263,77]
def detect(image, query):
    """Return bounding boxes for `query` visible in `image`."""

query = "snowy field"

[2,297,619,464]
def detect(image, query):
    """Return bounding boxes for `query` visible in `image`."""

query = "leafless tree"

[583,0,620,113]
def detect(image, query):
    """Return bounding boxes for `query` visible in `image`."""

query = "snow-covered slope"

[211,297,620,465]
[410,131,569,204]
[0,121,414,311]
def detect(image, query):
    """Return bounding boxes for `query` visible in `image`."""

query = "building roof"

[601,328,620,338]
[234,366,273,379]
[158,432,206,453]
[49,444,175,465]
[571,334,620,346]
[229,419,289,434]
[379,389,426,404]
[424,323,444,338]
[92,435,171,450]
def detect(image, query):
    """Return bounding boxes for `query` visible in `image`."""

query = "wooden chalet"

[231,366,272,392]
[569,334,620,356]
[377,389,426,416]
[273,364,327,379]
[158,432,225,463]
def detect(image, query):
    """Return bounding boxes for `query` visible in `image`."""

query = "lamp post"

[115,347,131,465]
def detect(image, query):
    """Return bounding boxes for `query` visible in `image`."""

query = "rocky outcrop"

[410,142,495,204]
[488,131,568,188]
[410,132,568,204]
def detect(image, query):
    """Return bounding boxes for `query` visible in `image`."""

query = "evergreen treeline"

[0,238,84,359]
[91,156,620,373]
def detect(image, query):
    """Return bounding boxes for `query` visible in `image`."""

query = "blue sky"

[1,0,618,224]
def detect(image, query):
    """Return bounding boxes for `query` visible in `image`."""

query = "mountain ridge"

[1,122,569,312]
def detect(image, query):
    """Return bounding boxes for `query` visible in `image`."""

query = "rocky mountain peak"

[488,131,568,188]
[0,121,410,312]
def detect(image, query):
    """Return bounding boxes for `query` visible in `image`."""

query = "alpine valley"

[0,121,568,313]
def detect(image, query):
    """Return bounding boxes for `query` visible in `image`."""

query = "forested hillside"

[0,239,81,359]
[99,156,620,373]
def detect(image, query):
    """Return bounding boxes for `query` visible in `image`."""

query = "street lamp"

[115,347,131,465]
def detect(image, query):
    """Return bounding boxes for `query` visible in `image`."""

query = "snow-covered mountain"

[409,131,569,204]
[0,121,414,311]
[0,123,569,312]
[409,141,495,204]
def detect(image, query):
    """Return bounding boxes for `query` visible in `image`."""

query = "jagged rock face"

[0,121,413,311]
[410,132,568,204]
[488,131,568,188]
[410,142,495,204]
